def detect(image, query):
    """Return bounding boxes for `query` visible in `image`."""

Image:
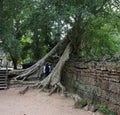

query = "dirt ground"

[0,88,93,115]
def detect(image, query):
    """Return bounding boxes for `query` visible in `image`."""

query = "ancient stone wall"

[62,57,120,115]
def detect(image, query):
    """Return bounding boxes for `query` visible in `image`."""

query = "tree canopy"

[0,0,120,68]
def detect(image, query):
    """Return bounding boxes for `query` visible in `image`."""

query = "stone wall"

[62,57,120,115]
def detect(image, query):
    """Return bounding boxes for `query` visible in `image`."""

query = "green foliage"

[97,104,115,115]
[1,0,120,66]
[80,17,120,57]
[0,0,34,68]
[20,32,32,63]
[26,0,63,60]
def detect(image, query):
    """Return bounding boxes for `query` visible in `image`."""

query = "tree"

[9,0,120,94]
[0,0,34,69]
[0,0,3,41]
[27,1,62,61]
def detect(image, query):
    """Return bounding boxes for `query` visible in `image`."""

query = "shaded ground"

[0,88,93,115]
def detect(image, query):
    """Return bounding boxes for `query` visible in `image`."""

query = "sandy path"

[0,88,93,115]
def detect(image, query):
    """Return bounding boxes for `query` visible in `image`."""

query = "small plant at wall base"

[74,98,87,108]
[96,104,115,115]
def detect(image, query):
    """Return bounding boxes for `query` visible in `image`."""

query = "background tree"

[27,1,63,61]
[1,0,119,69]
[30,0,119,57]
[9,0,120,94]
[0,0,34,69]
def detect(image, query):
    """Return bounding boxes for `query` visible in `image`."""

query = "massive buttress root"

[9,38,69,81]
[38,43,71,95]
[10,38,71,95]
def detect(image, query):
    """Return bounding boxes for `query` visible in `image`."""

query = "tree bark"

[12,58,18,69]
[36,43,71,95]
[0,0,4,41]
[10,37,71,95]
[10,37,69,80]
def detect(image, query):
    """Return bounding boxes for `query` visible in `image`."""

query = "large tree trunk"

[12,58,18,69]
[37,43,71,94]
[10,37,71,94]
[10,37,70,80]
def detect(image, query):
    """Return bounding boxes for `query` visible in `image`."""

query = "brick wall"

[62,58,120,115]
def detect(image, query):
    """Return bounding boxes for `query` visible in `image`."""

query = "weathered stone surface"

[109,92,120,105]
[108,103,120,115]
[109,82,120,93]
[62,58,120,115]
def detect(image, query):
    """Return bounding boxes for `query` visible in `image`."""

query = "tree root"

[10,38,69,81]
[11,39,70,96]
[19,86,29,95]
[49,84,57,96]
[57,82,66,94]
[48,82,66,96]
[36,43,70,95]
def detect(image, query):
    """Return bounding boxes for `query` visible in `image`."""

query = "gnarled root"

[11,38,70,95]
[19,86,29,95]
[11,38,69,81]
[48,82,66,96]
[37,43,71,95]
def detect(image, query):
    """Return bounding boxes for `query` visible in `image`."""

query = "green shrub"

[97,104,115,115]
